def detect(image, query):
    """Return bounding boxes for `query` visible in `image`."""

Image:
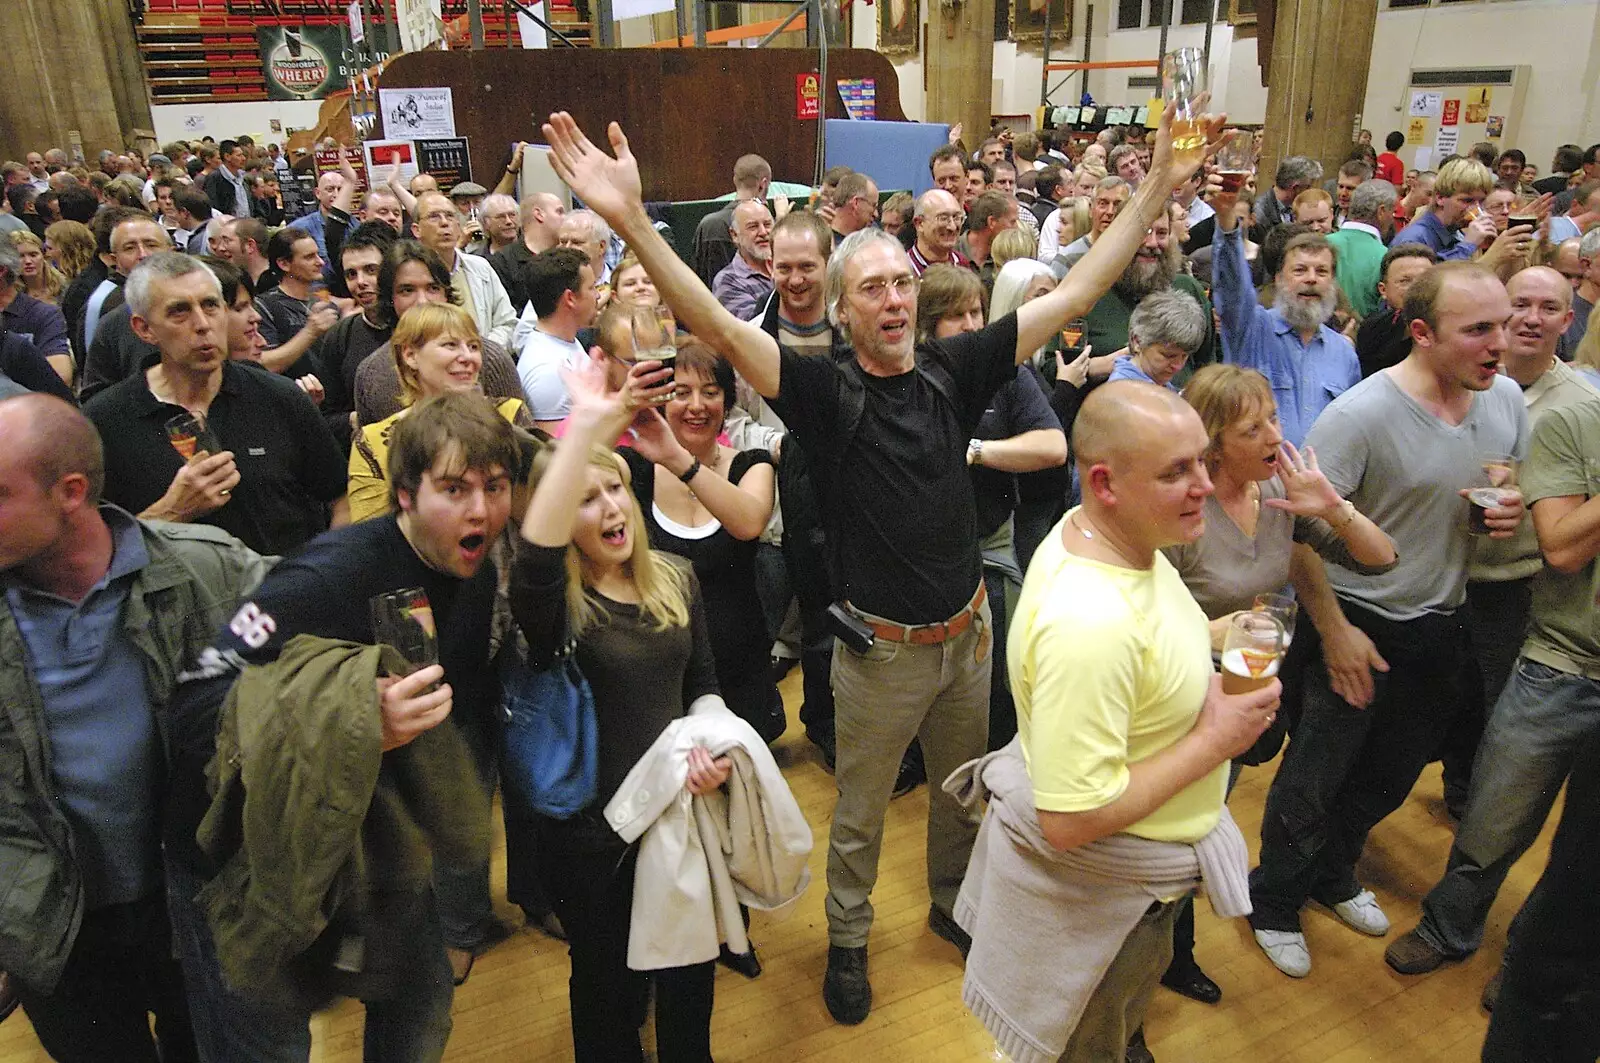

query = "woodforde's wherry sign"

[258,26,390,101]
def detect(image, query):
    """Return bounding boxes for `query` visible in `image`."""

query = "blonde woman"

[10,230,66,304]
[610,252,660,308]
[44,220,96,282]
[348,302,535,522]
[989,227,1037,272]
[513,350,729,1063]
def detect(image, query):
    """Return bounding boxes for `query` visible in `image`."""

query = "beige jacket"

[603,696,812,971]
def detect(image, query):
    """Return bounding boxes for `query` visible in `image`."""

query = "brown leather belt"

[850,583,987,645]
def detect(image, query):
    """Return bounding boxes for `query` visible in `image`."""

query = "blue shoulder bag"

[500,636,598,819]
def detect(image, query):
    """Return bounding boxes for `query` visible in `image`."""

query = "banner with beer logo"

[260,26,375,101]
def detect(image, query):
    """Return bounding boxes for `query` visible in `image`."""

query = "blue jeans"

[1416,657,1600,958]
[1250,603,1474,932]
[166,862,455,1063]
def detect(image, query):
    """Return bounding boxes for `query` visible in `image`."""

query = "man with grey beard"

[1215,187,1359,446]
[1082,204,1215,385]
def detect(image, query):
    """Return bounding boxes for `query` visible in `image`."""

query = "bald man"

[959,382,1278,1061]
[490,192,567,315]
[908,188,968,276]
[1386,265,1600,980]
[0,393,268,1060]
[712,199,775,320]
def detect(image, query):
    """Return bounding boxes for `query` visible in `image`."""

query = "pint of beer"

[1220,611,1284,696]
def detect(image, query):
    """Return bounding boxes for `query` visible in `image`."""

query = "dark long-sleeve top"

[510,542,720,808]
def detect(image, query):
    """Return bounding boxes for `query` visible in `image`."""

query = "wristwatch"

[967,439,984,467]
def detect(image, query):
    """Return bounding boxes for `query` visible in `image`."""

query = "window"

[1180,0,1216,24]
[1118,0,1218,29]
[1117,0,1145,29]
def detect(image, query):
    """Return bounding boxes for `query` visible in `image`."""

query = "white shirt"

[516,326,587,422]
[1186,197,1216,228]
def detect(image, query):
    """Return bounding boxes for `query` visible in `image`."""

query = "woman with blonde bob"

[513,352,730,1063]
[1150,363,1397,1008]
[44,220,96,282]
[349,301,535,522]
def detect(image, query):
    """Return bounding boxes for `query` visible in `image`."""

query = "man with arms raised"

[1213,175,1360,446]
[956,382,1277,1062]
[1248,261,1529,978]
[540,101,1224,1024]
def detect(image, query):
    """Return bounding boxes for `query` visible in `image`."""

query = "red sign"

[796,73,821,120]
[1441,99,1460,126]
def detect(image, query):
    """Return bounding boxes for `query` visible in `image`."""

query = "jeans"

[1481,728,1600,1063]
[1416,657,1600,958]
[824,592,991,946]
[436,697,501,950]
[1250,602,1474,933]
[536,814,715,1063]
[166,862,455,1063]
[783,522,835,745]
[1442,577,1533,807]
[15,889,198,1063]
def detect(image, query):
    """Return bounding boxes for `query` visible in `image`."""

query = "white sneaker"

[1254,929,1312,978]
[1330,889,1390,936]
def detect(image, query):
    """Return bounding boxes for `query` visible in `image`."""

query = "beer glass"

[1221,611,1284,696]
[1162,47,1208,163]
[370,588,438,672]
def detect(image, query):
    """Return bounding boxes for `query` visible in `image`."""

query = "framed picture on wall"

[1011,0,1070,45]
[879,0,918,56]
[1228,0,1257,25]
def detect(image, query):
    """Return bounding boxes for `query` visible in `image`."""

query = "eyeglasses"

[852,275,918,303]
[420,211,456,225]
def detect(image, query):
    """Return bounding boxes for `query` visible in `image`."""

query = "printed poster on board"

[380,87,457,139]
[416,138,473,192]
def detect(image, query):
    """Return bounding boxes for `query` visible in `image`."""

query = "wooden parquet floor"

[0,668,1558,1063]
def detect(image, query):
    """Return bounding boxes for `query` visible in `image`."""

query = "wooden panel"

[376,47,909,202]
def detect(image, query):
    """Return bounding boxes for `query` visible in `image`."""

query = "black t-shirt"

[313,311,391,453]
[971,366,1062,539]
[168,513,500,872]
[85,359,348,556]
[624,447,776,719]
[256,288,310,350]
[1355,303,1412,379]
[770,313,1020,623]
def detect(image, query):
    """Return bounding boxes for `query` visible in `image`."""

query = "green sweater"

[1085,272,1216,387]
[1327,224,1388,320]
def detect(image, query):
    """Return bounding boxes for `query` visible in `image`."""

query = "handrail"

[1042,59,1159,72]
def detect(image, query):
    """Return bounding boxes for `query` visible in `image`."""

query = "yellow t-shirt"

[1010,510,1225,843]
[347,397,525,524]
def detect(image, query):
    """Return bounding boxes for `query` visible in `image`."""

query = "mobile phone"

[826,603,876,655]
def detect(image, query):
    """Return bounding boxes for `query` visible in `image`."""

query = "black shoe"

[927,905,971,959]
[1160,961,1222,1005]
[822,945,872,1025]
[892,746,925,798]
[1126,1027,1155,1063]
[717,943,763,979]
[771,655,799,685]
[1482,968,1503,1012]
[0,971,16,1023]
[808,729,837,771]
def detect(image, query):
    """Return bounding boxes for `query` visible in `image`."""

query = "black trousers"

[1481,729,1600,1063]
[1250,602,1474,932]
[535,814,715,1063]
[16,889,198,1063]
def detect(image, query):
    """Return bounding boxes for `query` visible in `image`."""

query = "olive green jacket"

[0,516,270,993]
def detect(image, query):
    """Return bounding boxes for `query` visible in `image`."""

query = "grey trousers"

[824,593,991,947]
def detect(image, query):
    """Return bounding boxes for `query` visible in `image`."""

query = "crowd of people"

[2,99,1599,1063]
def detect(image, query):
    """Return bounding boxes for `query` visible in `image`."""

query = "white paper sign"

[1413,147,1434,171]
[1409,91,1442,118]
[380,87,456,139]
[516,5,548,48]
[362,139,418,190]
[614,0,676,17]
[396,0,443,52]
[1435,127,1459,156]
[349,1,365,43]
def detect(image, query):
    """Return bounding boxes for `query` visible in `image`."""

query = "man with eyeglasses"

[908,189,968,277]
[539,102,1222,1027]
[411,191,517,348]
[829,173,879,250]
